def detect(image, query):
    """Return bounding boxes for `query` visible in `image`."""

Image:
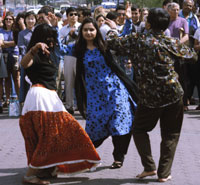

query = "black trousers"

[93,133,132,163]
[133,99,183,178]
[174,62,189,106]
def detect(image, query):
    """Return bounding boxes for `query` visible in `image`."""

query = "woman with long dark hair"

[58,17,137,169]
[20,23,101,185]
[0,12,20,110]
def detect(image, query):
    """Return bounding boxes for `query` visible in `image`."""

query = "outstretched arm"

[21,43,49,69]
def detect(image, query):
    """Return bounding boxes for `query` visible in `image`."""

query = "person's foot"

[195,105,200,110]
[136,170,157,178]
[110,161,123,169]
[158,175,172,182]
[184,106,189,111]
[3,100,9,108]
[23,175,50,184]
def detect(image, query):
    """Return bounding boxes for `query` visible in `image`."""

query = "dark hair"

[116,4,125,11]
[106,11,118,20]
[82,8,92,17]
[131,4,140,11]
[27,23,58,52]
[39,5,54,14]
[66,7,77,16]
[12,11,26,44]
[95,14,106,21]
[3,12,15,30]
[74,17,106,59]
[24,11,37,26]
[163,0,173,6]
[147,8,170,31]
[55,12,63,18]
[38,5,54,16]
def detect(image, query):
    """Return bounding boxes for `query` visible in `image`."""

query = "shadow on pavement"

[0,167,26,185]
[50,177,158,185]
[184,111,200,120]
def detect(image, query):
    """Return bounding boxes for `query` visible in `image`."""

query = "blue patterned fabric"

[83,48,134,141]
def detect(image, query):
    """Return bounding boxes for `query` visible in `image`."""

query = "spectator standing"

[77,7,92,23]
[0,12,20,108]
[17,11,37,108]
[115,4,126,33]
[168,2,190,111]
[59,7,81,114]
[190,23,200,110]
[179,0,200,108]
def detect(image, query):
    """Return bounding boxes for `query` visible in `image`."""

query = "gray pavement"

[0,106,200,185]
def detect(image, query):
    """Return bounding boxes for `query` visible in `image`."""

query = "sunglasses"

[69,13,78,17]
[5,18,13,21]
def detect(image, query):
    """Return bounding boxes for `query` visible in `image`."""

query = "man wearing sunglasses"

[59,7,81,115]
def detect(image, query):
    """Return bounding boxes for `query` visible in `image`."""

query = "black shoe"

[110,161,123,169]
[66,108,74,115]
[0,106,3,113]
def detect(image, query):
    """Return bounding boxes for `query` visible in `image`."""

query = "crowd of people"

[0,0,199,184]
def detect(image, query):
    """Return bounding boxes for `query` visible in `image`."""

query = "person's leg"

[93,137,106,148]
[19,67,25,103]
[112,133,132,163]
[196,82,200,109]
[63,56,76,114]
[0,78,3,113]
[56,60,63,98]
[12,69,20,98]
[158,99,183,179]
[133,105,161,173]
[110,133,132,169]
[23,167,50,185]
[4,73,11,107]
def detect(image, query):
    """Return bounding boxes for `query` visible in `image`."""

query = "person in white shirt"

[59,7,81,114]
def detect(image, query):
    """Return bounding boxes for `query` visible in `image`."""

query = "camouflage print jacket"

[107,30,198,108]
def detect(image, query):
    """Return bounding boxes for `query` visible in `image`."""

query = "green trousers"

[133,99,183,178]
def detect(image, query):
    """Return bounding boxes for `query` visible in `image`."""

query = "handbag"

[9,99,20,117]
[0,52,8,78]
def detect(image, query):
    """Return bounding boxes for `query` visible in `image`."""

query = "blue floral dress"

[60,45,136,142]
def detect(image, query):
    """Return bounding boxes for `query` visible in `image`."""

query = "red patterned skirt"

[20,84,101,174]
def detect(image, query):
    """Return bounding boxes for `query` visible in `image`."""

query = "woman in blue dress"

[58,17,137,169]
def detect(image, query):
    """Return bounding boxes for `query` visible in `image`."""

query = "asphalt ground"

[0,106,200,185]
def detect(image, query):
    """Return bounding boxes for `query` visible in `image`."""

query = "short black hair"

[147,8,170,31]
[131,4,140,11]
[106,11,118,20]
[66,7,77,16]
[82,9,91,17]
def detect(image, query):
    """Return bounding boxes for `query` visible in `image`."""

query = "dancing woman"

[19,23,101,185]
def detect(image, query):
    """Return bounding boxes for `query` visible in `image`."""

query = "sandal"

[110,161,123,169]
[23,176,50,185]
[136,170,157,179]
[158,175,172,182]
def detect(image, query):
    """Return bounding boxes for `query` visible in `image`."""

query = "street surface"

[0,106,200,185]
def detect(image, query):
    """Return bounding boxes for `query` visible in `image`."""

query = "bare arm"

[180,33,189,44]
[194,39,200,51]
[21,43,49,69]
[1,40,16,48]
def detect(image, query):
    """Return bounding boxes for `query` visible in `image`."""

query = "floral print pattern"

[107,31,197,108]
[83,48,134,142]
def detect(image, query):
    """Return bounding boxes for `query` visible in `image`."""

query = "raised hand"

[48,12,58,27]
[125,1,132,19]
